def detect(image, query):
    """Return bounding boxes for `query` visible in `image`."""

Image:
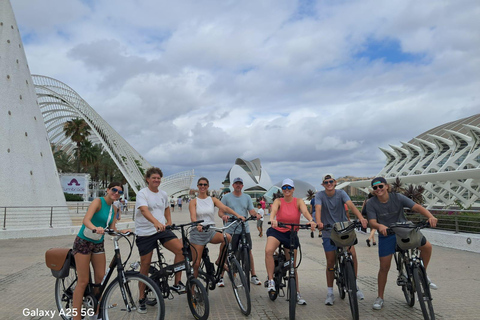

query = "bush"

[64,193,84,201]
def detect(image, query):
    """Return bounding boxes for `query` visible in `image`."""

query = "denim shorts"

[379,233,427,257]
[322,237,337,252]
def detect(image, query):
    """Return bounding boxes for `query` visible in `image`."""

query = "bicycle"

[228,215,258,290]
[148,220,209,320]
[265,221,311,320]
[197,221,251,315]
[324,221,363,320]
[46,229,164,320]
[389,221,435,320]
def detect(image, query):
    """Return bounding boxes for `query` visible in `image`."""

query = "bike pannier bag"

[45,248,72,278]
[331,221,357,247]
[391,222,424,250]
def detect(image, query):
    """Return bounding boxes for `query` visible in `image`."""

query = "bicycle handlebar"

[166,220,204,231]
[268,221,312,230]
[93,228,135,237]
[386,220,430,235]
[228,215,257,223]
[322,220,363,231]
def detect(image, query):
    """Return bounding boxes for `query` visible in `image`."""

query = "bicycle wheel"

[227,258,251,315]
[54,267,77,320]
[397,253,415,307]
[335,260,346,299]
[101,273,165,320]
[413,265,435,320]
[186,277,209,320]
[288,277,296,320]
[240,247,251,290]
[345,261,359,320]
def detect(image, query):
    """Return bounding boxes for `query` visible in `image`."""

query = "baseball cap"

[232,177,243,184]
[282,178,295,188]
[322,174,335,182]
[371,177,387,187]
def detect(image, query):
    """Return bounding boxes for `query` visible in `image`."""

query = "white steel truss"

[32,75,194,195]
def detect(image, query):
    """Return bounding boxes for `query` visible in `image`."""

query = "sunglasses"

[323,180,335,185]
[111,187,124,195]
[282,185,293,190]
[372,184,385,190]
[198,183,208,187]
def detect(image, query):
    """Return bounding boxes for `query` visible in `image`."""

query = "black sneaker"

[137,298,147,314]
[171,281,186,293]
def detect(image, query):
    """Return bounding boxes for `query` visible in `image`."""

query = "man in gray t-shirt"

[315,174,367,306]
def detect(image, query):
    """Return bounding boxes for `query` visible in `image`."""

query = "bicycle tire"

[241,247,251,290]
[101,273,165,320]
[413,265,435,320]
[54,267,77,320]
[345,260,359,320]
[187,277,210,320]
[397,253,415,307]
[228,258,251,315]
[288,277,296,320]
[335,260,346,299]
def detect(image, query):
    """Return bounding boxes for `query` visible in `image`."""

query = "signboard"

[60,174,89,195]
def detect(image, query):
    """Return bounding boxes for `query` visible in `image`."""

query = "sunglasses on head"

[323,180,335,185]
[372,184,385,190]
[111,187,124,195]
[282,185,293,190]
[198,183,208,187]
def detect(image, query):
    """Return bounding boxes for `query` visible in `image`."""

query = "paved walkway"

[1,206,479,319]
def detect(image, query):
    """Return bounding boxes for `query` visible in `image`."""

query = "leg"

[419,240,433,269]
[138,251,153,299]
[377,254,393,299]
[72,253,91,320]
[265,236,281,280]
[191,243,205,278]
[90,252,106,291]
[211,233,230,278]
[349,246,359,277]
[324,250,336,288]
[163,238,184,285]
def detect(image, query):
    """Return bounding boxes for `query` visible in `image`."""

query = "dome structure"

[263,179,316,203]
[223,158,273,199]
[348,113,480,208]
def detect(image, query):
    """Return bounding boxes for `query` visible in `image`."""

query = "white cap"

[322,174,335,181]
[282,178,294,188]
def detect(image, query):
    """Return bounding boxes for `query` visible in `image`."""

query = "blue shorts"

[266,227,300,249]
[322,237,337,252]
[378,234,428,257]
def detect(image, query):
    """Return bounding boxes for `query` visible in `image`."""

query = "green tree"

[306,189,316,201]
[63,118,91,173]
[52,146,74,172]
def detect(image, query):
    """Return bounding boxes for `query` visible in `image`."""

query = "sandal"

[366,239,371,247]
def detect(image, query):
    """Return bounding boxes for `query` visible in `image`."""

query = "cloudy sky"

[11,0,480,190]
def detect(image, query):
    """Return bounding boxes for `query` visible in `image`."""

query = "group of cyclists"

[74,167,438,319]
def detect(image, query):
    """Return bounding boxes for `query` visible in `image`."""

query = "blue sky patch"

[355,37,428,64]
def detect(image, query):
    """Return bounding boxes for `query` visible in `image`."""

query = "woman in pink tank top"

[264,178,316,305]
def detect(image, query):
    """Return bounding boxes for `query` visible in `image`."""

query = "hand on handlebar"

[154,221,166,232]
[378,224,388,236]
[307,220,317,231]
[270,220,278,228]
[359,218,368,230]
[94,226,105,234]
[317,222,324,230]
[427,216,438,228]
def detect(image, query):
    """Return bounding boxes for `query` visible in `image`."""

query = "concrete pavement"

[1,206,479,319]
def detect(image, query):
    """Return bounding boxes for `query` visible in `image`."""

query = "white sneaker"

[427,277,438,290]
[373,297,384,310]
[325,293,335,305]
[267,279,275,292]
[357,288,365,300]
[217,277,225,287]
[297,293,306,305]
[251,275,262,285]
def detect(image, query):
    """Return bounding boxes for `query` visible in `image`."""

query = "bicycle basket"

[45,248,72,278]
[330,221,357,247]
[390,222,424,250]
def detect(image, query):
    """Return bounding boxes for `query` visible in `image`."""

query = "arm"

[346,200,367,229]
[412,204,438,228]
[248,208,261,220]
[315,203,323,229]
[270,199,281,228]
[298,199,317,231]
[369,218,388,236]
[83,199,104,234]
[189,199,204,232]
[138,206,166,231]
[164,206,172,226]
[213,197,244,222]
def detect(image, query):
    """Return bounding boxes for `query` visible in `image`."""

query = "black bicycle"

[389,221,435,320]
[48,229,164,320]
[228,215,258,290]
[197,221,251,315]
[324,221,362,320]
[148,221,209,320]
[265,221,310,320]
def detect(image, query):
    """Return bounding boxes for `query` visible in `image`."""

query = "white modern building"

[222,158,273,199]
[347,114,480,208]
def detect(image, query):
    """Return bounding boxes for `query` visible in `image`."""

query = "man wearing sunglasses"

[315,174,368,306]
[219,177,263,286]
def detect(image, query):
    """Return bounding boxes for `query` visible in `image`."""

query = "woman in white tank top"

[189,177,242,279]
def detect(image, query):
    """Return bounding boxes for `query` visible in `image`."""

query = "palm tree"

[306,189,316,201]
[78,139,100,173]
[63,118,91,172]
[52,146,74,172]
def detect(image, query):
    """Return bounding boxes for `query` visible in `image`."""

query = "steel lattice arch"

[32,74,194,196]
[346,113,480,209]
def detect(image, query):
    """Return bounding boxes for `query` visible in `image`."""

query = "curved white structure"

[349,114,480,208]
[0,1,67,210]
[223,158,273,197]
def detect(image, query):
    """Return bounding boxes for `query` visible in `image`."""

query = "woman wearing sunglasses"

[265,178,316,305]
[365,177,438,311]
[72,181,127,320]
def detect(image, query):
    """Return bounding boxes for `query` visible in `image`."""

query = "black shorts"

[136,230,178,256]
[266,227,300,249]
[230,233,253,252]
